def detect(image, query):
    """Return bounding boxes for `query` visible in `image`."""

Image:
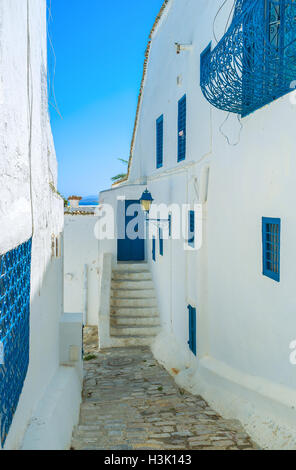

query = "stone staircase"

[110,263,160,347]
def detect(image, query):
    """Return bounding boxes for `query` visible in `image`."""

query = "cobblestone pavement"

[71,327,257,451]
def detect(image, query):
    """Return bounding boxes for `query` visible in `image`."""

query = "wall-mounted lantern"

[140,189,154,213]
[140,188,171,233]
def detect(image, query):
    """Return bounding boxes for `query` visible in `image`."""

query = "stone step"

[111,280,154,290]
[109,336,155,347]
[110,325,160,337]
[111,289,155,299]
[111,316,160,327]
[114,263,149,273]
[109,264,160,349]
[110,307,159,317]
[110,298,157,308]
[112,272,152,281]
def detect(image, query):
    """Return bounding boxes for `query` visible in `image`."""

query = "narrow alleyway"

[71,327,257,451]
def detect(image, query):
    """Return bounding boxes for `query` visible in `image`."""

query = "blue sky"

[48,0,164,199]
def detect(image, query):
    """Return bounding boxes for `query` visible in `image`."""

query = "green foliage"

[84,354,97,362]
[111,158,129,183]
[111,173,128,182]
[49,182,68,207]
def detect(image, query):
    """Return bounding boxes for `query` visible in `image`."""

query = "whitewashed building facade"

[64,209,100,326]
[99,0,296,449]
[0,0,82,450]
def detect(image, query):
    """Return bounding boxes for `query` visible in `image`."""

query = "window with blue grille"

[244,0,296,115]
[159,228,164,256]
[152,236,156,262]
[262,217,281,282]
[200,0,296,116]
[178,95,186,162]
[267,0,296,52]
[187,305,197,356]
[0,239,32,447]
[188,210,195,247]
[156,115,164,169]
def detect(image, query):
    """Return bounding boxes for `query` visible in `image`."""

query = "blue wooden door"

[117,200,145,262]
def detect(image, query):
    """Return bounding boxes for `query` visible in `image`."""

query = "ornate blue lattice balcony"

[200,0,296,116]
[0,239,32,447]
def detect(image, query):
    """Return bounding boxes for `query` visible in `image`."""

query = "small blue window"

[152,236,156,262]
[178,95,186,162]
[188,210,195,247]
[159,228,164,256]
[262,217,281,282]
[156,115,164,169]
[187,305,197,356]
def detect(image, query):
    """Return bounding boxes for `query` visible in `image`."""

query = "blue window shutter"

[152,236,156,262]
[178,95,186,162]
[168,214,172,238]
[156,115,164,169]
[159,228,164,256]
[188,210,195,247]
[187,305,197,356]
[262,217,281,282]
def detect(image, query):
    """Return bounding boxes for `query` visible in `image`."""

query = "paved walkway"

[71,327,257,450]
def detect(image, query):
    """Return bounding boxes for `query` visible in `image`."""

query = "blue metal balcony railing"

[200,0,296,116]
[0,239,32,448]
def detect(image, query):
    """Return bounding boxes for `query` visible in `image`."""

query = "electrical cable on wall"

[27,0,35,237]
[47,0,62,118]
[212,0,229,44]
[224,0,236,34]
[219,112,243,146]
[213,1,243,146]
[213,0,236,44]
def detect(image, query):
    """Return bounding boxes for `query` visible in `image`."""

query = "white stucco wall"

[64,213,99,326]
[0,0,80,449]
[99,0,296,449]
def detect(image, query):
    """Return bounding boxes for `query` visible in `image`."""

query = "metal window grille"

[262,218,281,281]
[156,115,164,169]
[178,95,186,161]
[200,0,296,116]
[0,239,32,447]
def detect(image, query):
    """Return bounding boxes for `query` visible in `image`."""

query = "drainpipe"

[83,265,88,326]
